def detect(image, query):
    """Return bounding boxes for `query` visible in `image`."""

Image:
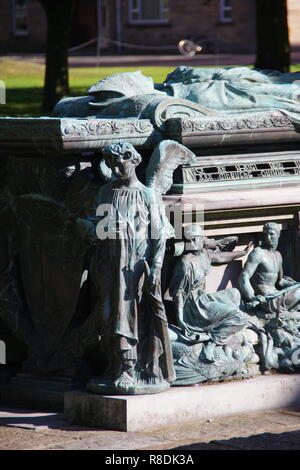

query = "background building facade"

[0,0,299,55]
[0,0,46,53]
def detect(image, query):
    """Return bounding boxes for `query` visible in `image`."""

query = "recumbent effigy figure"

[54,66,300,126]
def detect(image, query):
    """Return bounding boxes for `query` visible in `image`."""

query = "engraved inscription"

[183,160,300,183]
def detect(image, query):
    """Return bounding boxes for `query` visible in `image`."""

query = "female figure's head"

[102,142,142,181]
[183,224,204,252]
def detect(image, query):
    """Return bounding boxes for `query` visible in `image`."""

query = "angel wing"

[145,140,197,194]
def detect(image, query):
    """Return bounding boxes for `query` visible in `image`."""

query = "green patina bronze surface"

[1,68,300,401]
[55,66,300,127]
[239,222,300,372]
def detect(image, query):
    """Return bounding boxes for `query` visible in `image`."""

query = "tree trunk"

[255,0,290,72]
[39,0,76,112]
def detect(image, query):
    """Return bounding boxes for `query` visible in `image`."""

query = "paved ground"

[0,406,300,451]
[3,51,300,68]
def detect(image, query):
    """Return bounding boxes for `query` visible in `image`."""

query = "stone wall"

[121,0,256,54]
[0,0,46,54]
[0,0,300,55]
[115,0,300,55]
[288,0,300,51]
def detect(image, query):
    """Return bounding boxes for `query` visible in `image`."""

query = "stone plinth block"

[64,374,300,432]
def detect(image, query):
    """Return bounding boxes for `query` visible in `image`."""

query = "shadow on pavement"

[0,409,102,432]
[173,430,300,450]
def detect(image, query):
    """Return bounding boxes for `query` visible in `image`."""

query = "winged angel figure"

[5,141,195,387]
[81,139,196,394]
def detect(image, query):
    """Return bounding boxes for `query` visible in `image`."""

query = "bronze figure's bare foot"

[114,370,136,391]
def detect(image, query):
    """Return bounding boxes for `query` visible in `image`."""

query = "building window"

[12,0,28,36]
[128,0,169,24]
[220,0,233,23]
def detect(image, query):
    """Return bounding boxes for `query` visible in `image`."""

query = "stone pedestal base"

[0,373,82,411]
[65,374,300,431]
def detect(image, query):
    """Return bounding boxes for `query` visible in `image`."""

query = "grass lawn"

[0,58,174,116]
[1,58,300,117]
